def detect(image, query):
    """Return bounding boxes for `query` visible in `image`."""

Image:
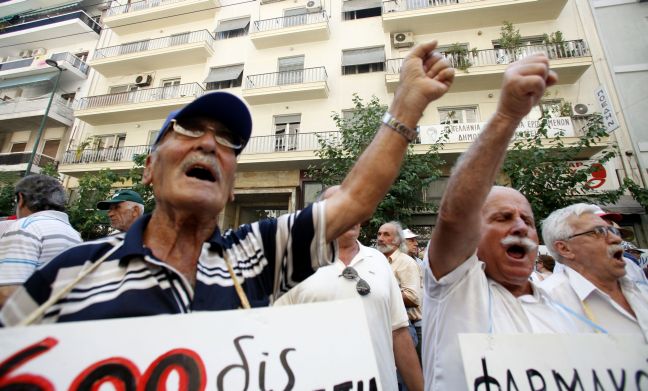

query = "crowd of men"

[0,41,646,390]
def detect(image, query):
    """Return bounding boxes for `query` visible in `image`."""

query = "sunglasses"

[168,119,243,151]
[339,266,371,296]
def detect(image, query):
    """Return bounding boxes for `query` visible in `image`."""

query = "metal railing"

[245,67,328,89]
[62,145,151,165]
[383,0,478,13]
[0,10,101,36]
[0,57,33,72]
[50,52,89,75]
[253,11,328,32]
[0,95,73,119]
[0,152,57,168]
[92,30,215,60]
[385,40,590,74]
[242,131,340,154]
[107,0,192,17]
[77,83,205,110]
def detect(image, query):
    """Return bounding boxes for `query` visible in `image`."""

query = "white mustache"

[608,245,624,258]
[376,243,396,254]
[180,153,221,181]
[500,235,538,253]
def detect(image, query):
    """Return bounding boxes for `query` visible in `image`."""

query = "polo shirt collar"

[564,266,598,301]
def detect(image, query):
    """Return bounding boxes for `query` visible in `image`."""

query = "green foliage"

[445,43,471,72]
[39,162,60,179]
[501,113,623,233]
[67,169,125,240]
[543,30,565,44]
[0,172,20,216]
[499,21,522,51]
[128,153,155,213]
[307,94,446,243]
[623,178,648,213]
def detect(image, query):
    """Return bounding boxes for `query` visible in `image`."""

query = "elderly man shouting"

[0,41,454,326]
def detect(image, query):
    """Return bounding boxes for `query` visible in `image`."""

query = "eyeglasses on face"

[339,266,371,296]
[168,119,243,151]
[566,225,621,240]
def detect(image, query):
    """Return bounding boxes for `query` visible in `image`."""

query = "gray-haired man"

[0,175,81,306]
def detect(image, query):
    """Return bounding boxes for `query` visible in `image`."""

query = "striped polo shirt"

[0,210,81,285]
[0,201,335,326]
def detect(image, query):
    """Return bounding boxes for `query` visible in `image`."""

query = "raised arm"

[428,54,557,278]
[325,41,455,242]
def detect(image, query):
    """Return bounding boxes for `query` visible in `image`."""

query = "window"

[284,8,307,27]
[93,134,126,161]
[342,46,385,75]
[214,17,250,40]
[422,177,448,203]
[41,139,60,158]
[119,39,150,55]
[10,142,26,153]
[342,0,381,20]
[205,64,244,90]
[302,182,325,207]
[109,84,139,94]
[438,106,478,124]
[274,114,301,151]
[169,32,190,46]
[160,78,181,99]
[148,130,160,145]
[277,55,305,85]
[108,84,139,106]
[527,99,567,119]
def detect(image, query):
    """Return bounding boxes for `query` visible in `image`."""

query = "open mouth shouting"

[181,155,220,184]
[501,236,538,261]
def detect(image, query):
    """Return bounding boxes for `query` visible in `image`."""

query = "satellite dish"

[573,103,589,115]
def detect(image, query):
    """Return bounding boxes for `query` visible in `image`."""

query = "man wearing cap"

[97,190,144,233]
[0,41,455,325]
[541,203,648,338]
[0,175,81,307]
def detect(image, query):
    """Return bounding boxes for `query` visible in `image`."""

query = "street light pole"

[24,59,65,176]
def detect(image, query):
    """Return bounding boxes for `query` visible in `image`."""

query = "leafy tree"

[307,94,446,243]
[0,172,20,216]
[499,21,522,53]
[127,153,155,213]
[501,113,624,232]
[623,178,648,213]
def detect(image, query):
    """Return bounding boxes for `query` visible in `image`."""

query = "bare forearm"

[0,285,19,308]
[393,327,423,391]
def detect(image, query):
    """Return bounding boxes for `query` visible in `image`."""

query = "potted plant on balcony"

[445,43,471,72]
[499,21,522,62]
[543,30,570,58]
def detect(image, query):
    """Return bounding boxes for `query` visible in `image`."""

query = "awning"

[274,114,301,124]
[0,73,56,89]
[214,17,250,32]
[342,0,382,12]
[204,64,244,83]
[342,46,385,66]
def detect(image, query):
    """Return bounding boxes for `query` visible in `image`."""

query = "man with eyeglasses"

[275,186,423,391]
[0,175,81,307]
[0,41,455,326]
[540,203,648,337]
[423,55,582,391]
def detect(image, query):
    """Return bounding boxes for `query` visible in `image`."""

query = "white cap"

[403,228,419,239]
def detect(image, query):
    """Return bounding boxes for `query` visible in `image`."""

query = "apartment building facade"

[0,0,103,175]
[45,0,645,241]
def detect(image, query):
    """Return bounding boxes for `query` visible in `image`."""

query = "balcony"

[381,0,567,33]
[0,52,89,83]
[0,10,101,49]
[89,30,215,77]
[385,41,592,92]
[75,82,205,125]
[242,67,329,105]
[0,152,57,173]
[104,0,218,33]
[250,12,330,49]
[58,145,151,176]
[0,96,74,132]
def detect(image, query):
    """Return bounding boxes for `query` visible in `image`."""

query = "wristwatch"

[381,112,419,143]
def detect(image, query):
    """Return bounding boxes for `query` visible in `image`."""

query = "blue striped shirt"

[0,201,335,325]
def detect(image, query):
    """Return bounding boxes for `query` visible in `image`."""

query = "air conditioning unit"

[134,74,152,86]
[31,48,46,56]
[306,0,322,13]
[572,103,589,115]
[393,32,414,48]
[18,49,32,58]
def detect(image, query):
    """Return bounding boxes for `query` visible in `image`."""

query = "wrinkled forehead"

[483,187,533,215]
[567,211,605,230]
[378,223,396,235]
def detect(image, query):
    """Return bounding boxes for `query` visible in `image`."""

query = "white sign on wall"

[0,299,380,390]
[595,85,620,133]
[420,117,575,144]
[459,333,648,391]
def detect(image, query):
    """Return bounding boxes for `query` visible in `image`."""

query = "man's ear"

[554,240,573,262]
[142,154,154,185]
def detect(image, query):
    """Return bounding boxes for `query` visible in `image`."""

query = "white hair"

[541,203,600,262]
[386,220,409,253]
[123,200,144,216]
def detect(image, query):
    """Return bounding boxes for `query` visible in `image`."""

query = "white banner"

[0,299,380,390]
[459,333,648,391]
[420,117,575,144]
[595,86,620,133]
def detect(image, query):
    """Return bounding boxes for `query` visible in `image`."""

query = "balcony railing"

[245,67,328,89]
[0,10,101,36]
[253,12,328,32]
[77,83,205,110]
[50,52,89,75]
[386,41,590,74]
[0,152,57,168]
[0,57,33,71]
[107,0,194,17]
[62,145,151,165]
[92,30,215,60]
[0,96,73,119]
[383,0,481,13]
[243,131,340,154]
